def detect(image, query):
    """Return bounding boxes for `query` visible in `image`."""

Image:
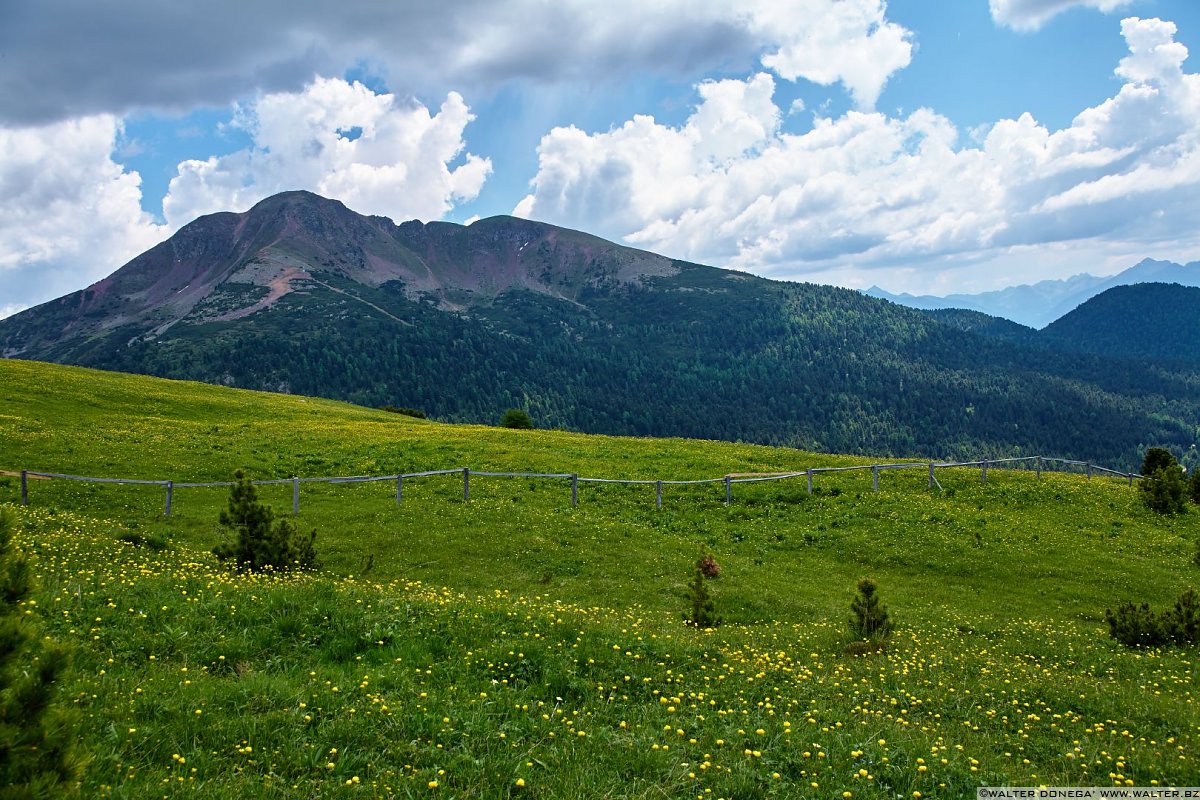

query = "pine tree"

[1142,447,1178,476]
[850,578,892,640]
[684,551,721,628]
[1140,464,1188,515]
[0,509,86,795]
[213,471,319,572]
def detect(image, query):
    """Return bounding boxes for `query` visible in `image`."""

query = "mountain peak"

[0,191,682,354]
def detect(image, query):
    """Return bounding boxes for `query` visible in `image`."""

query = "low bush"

[1105,588,1199,648]
[499,408,534,429]
[380,405,426,419]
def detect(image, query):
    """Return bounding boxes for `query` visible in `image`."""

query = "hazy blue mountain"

[867,258,1200,328]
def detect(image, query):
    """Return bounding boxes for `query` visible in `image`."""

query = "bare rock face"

[0,190,678,357]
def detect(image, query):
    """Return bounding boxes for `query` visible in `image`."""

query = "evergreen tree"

[1142,447,1178,476]
[684,552,721,628]
[1140,464,1188,515]
[850,578,892,640]
[0,509,86,795]
[213,471,319,572]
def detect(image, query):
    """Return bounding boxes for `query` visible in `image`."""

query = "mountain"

[0,190,677,359]
[867,258,1200,328]
[3,190,1199,469]
[1040,283,1200,364]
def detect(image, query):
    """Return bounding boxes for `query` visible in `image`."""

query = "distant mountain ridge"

[3,190,1199,470]
[867,258,1200,328]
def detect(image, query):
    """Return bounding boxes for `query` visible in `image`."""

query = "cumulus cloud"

[0,116,166,312]
[751,0,912,109]
[516,18,1200,285]
[163,78,492,228]
[989,0,1135,32]
[1,0,910,125]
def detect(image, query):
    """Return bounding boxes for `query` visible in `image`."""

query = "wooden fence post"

[981,460,989,484]
[724,476,731,505]
[806,469,813,495]
[928,463,935,489]
[164,481,173,517]
[293,477,300,515]
[1036,456,1042,479]
[1128,472,1134,487]
[396,475,404,505]
[656,480,663,510]
[463,468,470,501]
[20,470,28,506]
[1086,463,1092,480]
[872,466,879,493]
[571,474,578,508]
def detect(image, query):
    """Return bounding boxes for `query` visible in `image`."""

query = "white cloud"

[163,78,492,228]
[989,0,1135,32]
[0,115,166,311]
[751,0,912,109]
[1,1,910,125]
[516,18,1200,288]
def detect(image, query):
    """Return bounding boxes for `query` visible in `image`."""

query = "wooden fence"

[7,456,1140,518]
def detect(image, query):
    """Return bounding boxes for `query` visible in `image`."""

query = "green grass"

[1,358,1198,798]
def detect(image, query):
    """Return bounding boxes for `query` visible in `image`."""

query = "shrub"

[499,408,534,429]
[1189,470,1200,505]
[1105,601,1168,647]
[1140,464,1188,515]
[0,509,87,794]
[849,578,892,640]
[1106,588,1199,648]
[380,405,426,419]
[684,551,721,628]
[212,470,320,572]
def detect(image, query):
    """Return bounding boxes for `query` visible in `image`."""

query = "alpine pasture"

[1,359,1197,798]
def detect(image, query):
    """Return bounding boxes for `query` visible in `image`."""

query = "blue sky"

[2,0,1199,318]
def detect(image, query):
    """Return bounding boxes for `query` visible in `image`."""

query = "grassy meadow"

[1,358,1197,798]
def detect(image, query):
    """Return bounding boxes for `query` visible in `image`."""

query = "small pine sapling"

[685,551,722,628]
[213,470,319,572]
[849,578,892,640]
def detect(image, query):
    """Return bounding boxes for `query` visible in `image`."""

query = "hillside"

[918,307,1038,345]
[1,360,1197,797]
[1040,283,1200,364]
[3,192,1200,470]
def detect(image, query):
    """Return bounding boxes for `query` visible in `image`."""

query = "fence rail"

[5,454,1142,518]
